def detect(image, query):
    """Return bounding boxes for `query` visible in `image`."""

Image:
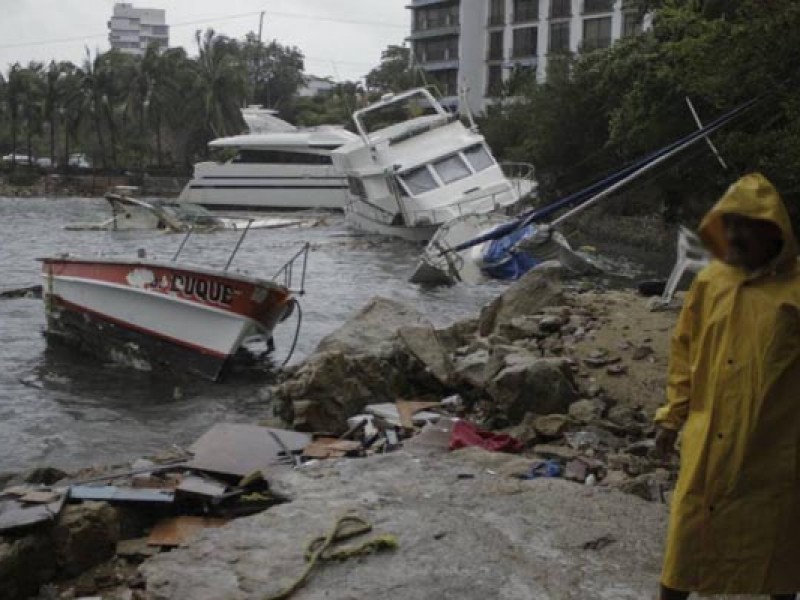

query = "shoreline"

[0,268,689,599]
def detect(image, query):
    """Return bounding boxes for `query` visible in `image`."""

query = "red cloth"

[448,420,524,454]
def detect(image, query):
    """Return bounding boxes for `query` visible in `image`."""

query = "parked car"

[1,154,33,165]
[36,157,54,168]
[68,153,91,169]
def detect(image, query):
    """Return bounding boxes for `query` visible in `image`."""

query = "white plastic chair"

[661,226,711,304]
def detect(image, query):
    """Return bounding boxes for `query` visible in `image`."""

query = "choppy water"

[0,197,511,473]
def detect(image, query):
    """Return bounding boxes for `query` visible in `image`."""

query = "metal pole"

[172,224,194,261]
[685,96,728,170]
[551,114,731,228]
[224,219,254,271]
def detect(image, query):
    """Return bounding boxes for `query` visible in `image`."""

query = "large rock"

[0,532,56,600]
[397,325,453,386]
[486,354,578,424]
[478,270,562,337]
[314,297,429,357]
[140,451,668,600]
[53,502,120,577]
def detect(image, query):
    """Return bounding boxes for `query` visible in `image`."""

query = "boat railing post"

[224,218,254,271]
[172,223,195,261]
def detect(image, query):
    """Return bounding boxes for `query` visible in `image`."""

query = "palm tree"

[194,29,247,144]
[6,64,24,170]
[21,62,45,166]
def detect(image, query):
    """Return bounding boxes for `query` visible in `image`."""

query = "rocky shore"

[1,268,709,600]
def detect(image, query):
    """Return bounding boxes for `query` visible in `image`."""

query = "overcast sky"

[0,0,410,81]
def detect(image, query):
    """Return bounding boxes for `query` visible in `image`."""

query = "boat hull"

[40,259,292,381]
[178,175,350,211]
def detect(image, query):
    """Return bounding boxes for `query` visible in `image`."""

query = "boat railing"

[273,242,310,294]
[407,188,512,226]
[500,161,536,198]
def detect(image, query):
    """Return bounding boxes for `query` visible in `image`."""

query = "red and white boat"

[39,249,304,381]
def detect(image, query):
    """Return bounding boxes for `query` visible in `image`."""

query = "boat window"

[400,166,439,195]
[347,176,367,200]
[433,154,472,184]
[231,149,333,165]
[464,144,495,172]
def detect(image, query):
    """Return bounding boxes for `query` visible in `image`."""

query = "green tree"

[365,45,416,94]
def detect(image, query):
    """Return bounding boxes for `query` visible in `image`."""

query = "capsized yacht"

[331,88,534,242]
[178,107,358,211]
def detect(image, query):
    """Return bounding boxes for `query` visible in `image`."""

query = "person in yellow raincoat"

[654,173,800,600]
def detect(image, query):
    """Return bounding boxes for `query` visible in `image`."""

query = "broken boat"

[411,96,760,285]
[66,190,306,233]
[40,227,309,381]
[331,87,535,242]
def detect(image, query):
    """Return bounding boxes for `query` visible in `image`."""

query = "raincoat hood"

[698,172,798,270]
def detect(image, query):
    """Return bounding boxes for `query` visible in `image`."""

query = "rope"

[279,298,303,369]
[263,513,398,600]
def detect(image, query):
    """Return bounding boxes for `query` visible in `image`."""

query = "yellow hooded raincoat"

[656,173,800,594]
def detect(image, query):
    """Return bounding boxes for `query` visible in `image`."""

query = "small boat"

[177,106,357,211]
[39,229,309,381]
[66,191,307,233]
[331,88,534,242]
[410,213,598,285]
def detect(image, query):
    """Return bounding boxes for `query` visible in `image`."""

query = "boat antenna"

[224,219,254,271]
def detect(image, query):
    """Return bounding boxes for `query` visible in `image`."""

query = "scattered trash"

[449,421,524,454]
[69,486,174,504]
[519,460,562,480]
[187,424,311,478]
[365,402,440,428]
[0,486,67,533]
[582,535,616,551]
[404,418,458,457]
[147,516,230,547]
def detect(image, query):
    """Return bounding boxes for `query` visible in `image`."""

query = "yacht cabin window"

[464,144,494,172]
[231,149,333,165]
[400,166,439,195]
[433,154,472,184]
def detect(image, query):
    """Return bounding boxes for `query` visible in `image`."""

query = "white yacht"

[177,107,358,211]
[331,88,531,242]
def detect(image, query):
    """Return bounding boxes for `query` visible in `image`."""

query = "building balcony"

[408,24,460,40]
[583,0,614,13]
[580,37,612,51]
[414,58,459,71]
[511,48,538,59]
[487,49,505,61]
[406,0,458,7]
[513,8,539,23]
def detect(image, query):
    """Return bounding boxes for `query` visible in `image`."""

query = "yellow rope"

[263,513,397,600]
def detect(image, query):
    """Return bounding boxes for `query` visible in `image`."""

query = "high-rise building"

[108,3,169,57]
[408,0,650,114]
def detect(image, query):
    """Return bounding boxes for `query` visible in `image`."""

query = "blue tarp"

[480,223,539,280]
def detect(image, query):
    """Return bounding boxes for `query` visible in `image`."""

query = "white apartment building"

[108,3,169,57]
[408,0,650,114]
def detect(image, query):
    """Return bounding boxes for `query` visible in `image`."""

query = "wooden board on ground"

[147,516,229,547]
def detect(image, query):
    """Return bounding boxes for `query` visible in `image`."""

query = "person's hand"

[654,427,679,459]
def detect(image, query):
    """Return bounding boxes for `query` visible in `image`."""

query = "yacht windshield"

[400,166,439,195]
[464,144,494,172]
[359,93,443,136]
[433,154,471,184]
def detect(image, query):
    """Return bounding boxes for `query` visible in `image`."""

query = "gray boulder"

[53,502,120,577]
[314,297,428,357]
[486,354,578,424]
[478,270,562,337]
